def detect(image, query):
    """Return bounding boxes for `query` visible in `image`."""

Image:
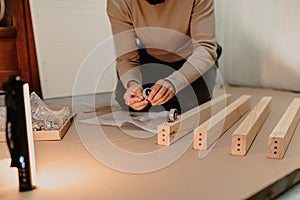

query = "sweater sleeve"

[165,0,217,93]
[107,0,142,88]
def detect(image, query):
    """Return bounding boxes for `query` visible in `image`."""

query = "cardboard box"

[0,107,74,142]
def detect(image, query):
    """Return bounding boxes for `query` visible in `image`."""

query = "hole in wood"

[162,134,165,137]
[237,148,240,151]
[274,146,277,149]
[199,138,202,141]
[162,139,165,142]
[237,143,240,146]
[199,143,202,146]
[162,129,165,132]
[237,138,240,141]
[274,151,277,154]
[274,141,278,144]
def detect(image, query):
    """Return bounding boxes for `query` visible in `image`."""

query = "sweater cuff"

[164,71,189,94]
[119,69,142,89]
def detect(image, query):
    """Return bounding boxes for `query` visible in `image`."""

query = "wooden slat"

[157,94,232,145]
[267,98,300,159]
[193,95,252,150]
[231,96,272,156]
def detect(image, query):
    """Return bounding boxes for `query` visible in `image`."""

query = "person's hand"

[147,79,175,106]
[123,81,149,111]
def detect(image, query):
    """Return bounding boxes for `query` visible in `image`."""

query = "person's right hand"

[123,81,149,111]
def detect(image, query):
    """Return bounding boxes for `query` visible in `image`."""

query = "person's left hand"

[147,79,175,106]
[123,81,149,111]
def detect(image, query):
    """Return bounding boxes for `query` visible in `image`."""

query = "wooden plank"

[267,98,300,159]
[157,94,232,145]
[231,96,272,156]
[193,95,252,150]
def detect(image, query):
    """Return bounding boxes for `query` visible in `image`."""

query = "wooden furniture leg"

[157,94,232,145]
[268,98,300,159]
[231,97,272,156]
[193,95,252,150]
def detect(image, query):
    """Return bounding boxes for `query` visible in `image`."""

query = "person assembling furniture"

[107,0,222,114]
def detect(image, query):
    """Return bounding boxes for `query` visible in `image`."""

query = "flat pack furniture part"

[267,98,300,159]
[231,96,272,156]
[193,95,252,150]
[157,94,232,145]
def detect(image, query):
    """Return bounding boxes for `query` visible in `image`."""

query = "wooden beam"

[193,95,252,150]
[157,94,232,145]
[267,98,300,159]
[231,96,272,156]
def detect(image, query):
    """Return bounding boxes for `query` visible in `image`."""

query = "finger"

[151,87,169,105]
[124,94,132,105]
[128,83,142,96]
[154,91,170,105]
[130,100,149,111]
[133,88,143,100]
[147,84,161,101]
[124,95,140,106]
[129,88,143,101]
[130,93,143,102]
[159,92,173,105]
[152,89,172,105]
[128,96,143,104]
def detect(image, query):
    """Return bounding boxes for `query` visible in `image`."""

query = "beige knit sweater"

[107,0,217,93]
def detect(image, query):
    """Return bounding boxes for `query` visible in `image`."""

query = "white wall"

[215,0,300,92]
[30,0,300,99]
[29,0,117,99]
